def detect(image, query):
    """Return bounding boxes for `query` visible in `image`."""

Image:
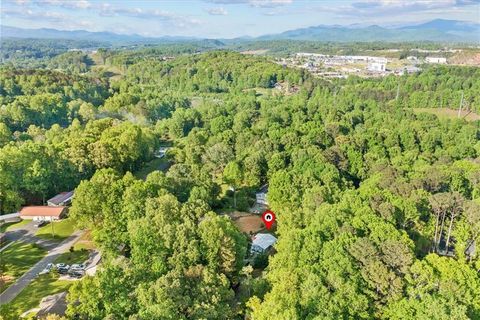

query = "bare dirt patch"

[0,274,15,292]
[241,49,269,55]
[228,212,265,234]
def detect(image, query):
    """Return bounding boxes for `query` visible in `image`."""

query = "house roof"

[20,206,66,218]
[47,191,74,205]
[252,233,277,250]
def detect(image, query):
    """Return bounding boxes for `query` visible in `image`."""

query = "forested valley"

[0,48,479,319]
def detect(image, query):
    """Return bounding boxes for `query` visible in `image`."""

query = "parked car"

[34,220,47,227]
[70,263,86,270]
[56,263,70,274]
[57,267,69,274]
[69,269,85,278]
[39,263,54,275]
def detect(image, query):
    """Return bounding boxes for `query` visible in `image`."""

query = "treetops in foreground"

[0,51,479,319]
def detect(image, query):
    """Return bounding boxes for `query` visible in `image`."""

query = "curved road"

[0,230,84,305]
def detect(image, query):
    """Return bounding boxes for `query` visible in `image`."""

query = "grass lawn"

[35,218,75,241]
[54,248,90,265]
[0,273,72,320]
[73,230,96,251]
[412,107,480,121]
[0,219,31,233]
[134,156,170,180]
[0,242,46,293]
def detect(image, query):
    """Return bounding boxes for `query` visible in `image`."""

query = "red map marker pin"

[262,210,276,230]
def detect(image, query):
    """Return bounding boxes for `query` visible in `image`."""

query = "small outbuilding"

[255,184,269,206]
[47,191,74,207]
[251,233,277,254]
[19,206,67,221]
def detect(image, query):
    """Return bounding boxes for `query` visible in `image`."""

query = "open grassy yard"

[0,241,46,293]
[73,230,96,251]
[412,107,480,121]
[0,273,72,320]
[54,248,90,265]
[35,218,75,241]
[0,219,30,233]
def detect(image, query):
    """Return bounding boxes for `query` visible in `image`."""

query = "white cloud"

[1,7,94,29]
[249,0,292,8]
[320,0,479,17]
[2,8,66,22]
[204,0,293,8]
[44,0,91,9]
[99,5,201,28]
[207,7,228,15]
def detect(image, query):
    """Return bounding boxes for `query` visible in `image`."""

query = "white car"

[70,263,86,270]
[39,263,54,275]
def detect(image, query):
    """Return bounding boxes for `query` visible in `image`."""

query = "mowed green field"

[412,108,480,121]
[0,220,31,233]
[54,248,90,265]
[35,218,76,241]
[0,273,72,320]
[0,242,46,293]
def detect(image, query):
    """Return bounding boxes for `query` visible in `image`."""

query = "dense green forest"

[0,38,107,68]
[0,48,479,319]
[2,38,472,67]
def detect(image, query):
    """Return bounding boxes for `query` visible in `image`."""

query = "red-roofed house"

[19,206,67,221]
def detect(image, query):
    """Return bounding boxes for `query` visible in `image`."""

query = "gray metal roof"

[47,191,74,205]
[252,233,277,250]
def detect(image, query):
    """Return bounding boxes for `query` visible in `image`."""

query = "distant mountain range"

[258,19,480,42]
[0,25,198,44]
[2,19,479,44]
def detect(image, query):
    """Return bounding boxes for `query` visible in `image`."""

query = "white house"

[425,57,447,64]
[367,62,386,72]
[255,184,268,206]
[251,233,277,254]
[20,206,67,221]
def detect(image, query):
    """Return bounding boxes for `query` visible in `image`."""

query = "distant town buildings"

[425,57,447,64]
[367,62,386,72]
[277,49,457,79]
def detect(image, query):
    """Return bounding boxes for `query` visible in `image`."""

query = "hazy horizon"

[1,0,479,38]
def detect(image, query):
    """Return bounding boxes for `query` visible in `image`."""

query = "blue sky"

[1,0,479,38]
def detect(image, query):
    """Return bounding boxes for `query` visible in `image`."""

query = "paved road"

[0,230,84,305]
[4,221,58,250]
